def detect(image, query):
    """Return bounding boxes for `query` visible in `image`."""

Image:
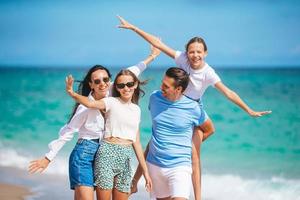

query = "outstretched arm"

[117,15,176,58]
[65,75,106,110]
[215,82,272,117]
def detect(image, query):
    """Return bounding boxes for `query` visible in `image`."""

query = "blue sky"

[0,0,300,68]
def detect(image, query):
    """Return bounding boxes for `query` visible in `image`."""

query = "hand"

[65,75,75,97]
[130,178,138,195]
[249,110,272,117]
[117,15,136,30]
[144,173,152,192]
[28,157,50,174]
[150,44,161,58]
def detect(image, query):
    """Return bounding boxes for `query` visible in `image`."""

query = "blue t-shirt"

[146,90,205,168]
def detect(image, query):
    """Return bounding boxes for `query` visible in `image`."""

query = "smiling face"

[187,42,208,69]
[89,69,110,100]
[160,75,182,101]
[115,74,137,102]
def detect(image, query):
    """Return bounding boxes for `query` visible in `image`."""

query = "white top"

[45,62,147,161]
[103,97,141,142]
[175,51,221,100]
[45,94,105,161]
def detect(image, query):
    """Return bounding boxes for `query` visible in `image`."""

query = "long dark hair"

[68,65,111,122]
[112,69,146,105]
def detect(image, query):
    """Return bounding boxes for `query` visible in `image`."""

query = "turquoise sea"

[0,67,300,199]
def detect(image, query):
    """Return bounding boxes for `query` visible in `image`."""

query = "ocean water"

[0,67,300,200]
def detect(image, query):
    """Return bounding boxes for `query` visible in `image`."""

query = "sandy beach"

[0,166,149,200]
[0,183,32,200]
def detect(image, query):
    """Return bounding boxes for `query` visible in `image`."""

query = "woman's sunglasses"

[116,81,135,89]
[93,77,110,84]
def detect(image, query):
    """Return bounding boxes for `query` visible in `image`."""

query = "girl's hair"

[185,37,208,52]
[112,69,146,105]
[68,65,111,122]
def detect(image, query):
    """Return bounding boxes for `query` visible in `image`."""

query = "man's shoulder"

[150,90,161,98]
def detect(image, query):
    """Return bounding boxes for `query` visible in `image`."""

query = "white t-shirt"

[103,97,141,142]
[175,51,221,100]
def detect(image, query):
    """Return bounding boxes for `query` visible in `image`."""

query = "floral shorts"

[94,141,133,193]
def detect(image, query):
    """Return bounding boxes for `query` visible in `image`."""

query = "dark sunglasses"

[93,77,110,84]
[116,81,135,89]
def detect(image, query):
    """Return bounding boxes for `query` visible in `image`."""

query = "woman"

[116,15,272,200]
[66,69,152,200]
[28,46,160,200]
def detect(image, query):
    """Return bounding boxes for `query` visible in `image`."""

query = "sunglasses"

[93,77,110,84]
[116,81,135,89]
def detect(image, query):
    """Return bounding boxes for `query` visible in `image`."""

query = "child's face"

[187,42,208,69]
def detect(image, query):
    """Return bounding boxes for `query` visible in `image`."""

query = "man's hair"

[165,67,189,92]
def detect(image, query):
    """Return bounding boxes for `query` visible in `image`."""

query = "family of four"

[28,16,271,200]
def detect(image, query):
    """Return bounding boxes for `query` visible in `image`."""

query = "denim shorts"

[69,139,100,190]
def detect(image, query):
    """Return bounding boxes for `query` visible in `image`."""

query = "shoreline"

[0,166,149,200]
[0,183,32,200]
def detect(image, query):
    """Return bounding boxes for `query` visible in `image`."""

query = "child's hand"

[117,15,135,31]
[150,44,161,58]
[249,110,272,117]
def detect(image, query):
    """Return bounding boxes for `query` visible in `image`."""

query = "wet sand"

[0,183,32,200]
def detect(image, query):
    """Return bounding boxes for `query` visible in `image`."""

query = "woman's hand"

[117,15,136,31]
[28,157,50,174]
[144,173,152,192]
[65,75,75,97]
[150,44,161,58]
[248,110,272,117]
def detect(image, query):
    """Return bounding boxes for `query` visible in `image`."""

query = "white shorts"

[147,162,192,199]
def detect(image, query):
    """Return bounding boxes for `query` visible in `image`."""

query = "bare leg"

[113,188,129,200]
[74,186,94,200]
[95,188,112,200]
[192,127,203,200]
[192,118,215,200]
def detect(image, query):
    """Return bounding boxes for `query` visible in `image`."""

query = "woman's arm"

[117,15,176,59]
[132,131,152,192]
[215,82,272,117]
[65,75,106,110]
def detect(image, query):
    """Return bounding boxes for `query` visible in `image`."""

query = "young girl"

[117,16,272,200]
[28,46,160,200]
[66,69,152,200]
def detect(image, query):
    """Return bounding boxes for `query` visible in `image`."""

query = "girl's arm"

[65,75,106,110]
[132,130,152,192]
[131,143,150,194]
[215,82,272,117]
[117,15,176,59]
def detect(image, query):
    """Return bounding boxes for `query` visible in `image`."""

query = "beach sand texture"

[0,183,32,200]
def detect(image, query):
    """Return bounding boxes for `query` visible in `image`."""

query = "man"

[133,67,214,200]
